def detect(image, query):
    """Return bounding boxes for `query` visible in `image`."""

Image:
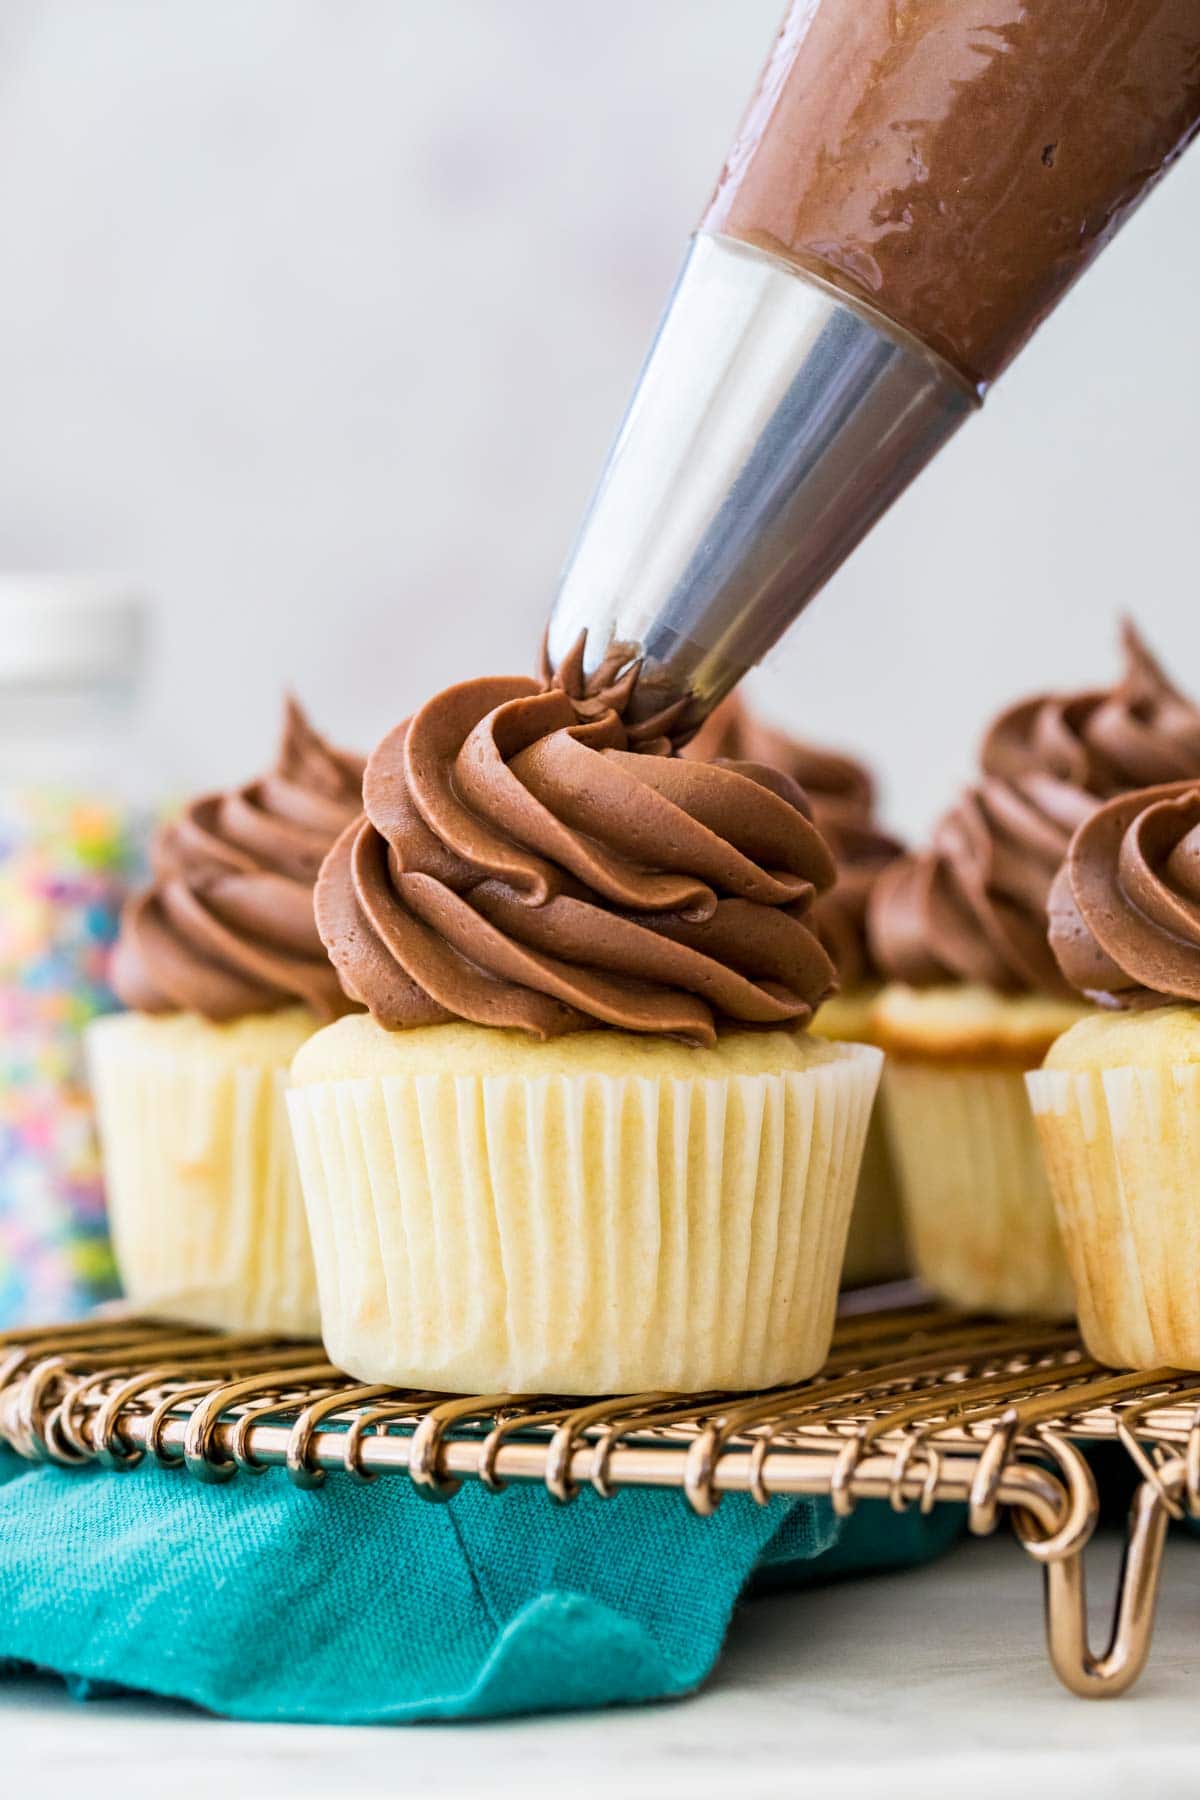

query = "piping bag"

[545,0,1200,731]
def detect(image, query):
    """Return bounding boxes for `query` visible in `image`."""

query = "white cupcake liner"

[287,1044,881,1394]
[813,990,907,1288]
[840,1108,909,1288]
[881,1062,1075,1317]
[1028,1063,1200,1368]
[88,1015,320,1336]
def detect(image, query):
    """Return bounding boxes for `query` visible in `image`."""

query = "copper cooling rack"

[2,1296,1199,1700]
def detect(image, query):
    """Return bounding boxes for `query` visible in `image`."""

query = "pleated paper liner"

[883,1061,1075,1317]
[1029,1061,1200,1368]
[88,1009,322,1337]
[288,1043,882,1393]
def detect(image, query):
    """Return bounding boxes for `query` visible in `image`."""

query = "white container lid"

[0,576,148,689]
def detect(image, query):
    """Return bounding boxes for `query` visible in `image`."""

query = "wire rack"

[2,1294,1199,1700]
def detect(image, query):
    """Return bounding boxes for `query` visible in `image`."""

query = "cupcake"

[88,700,364,1335]
[687,693,907,1285]
[1029,780,1200,1368]
[869,624,1200,1316]
[288,648,882,1394]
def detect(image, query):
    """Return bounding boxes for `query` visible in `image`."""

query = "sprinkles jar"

[0,582,147,1323]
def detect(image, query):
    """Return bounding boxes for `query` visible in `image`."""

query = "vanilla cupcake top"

[686,693,902,988]
[112,699,365,1022]
[1049,779,1200,1007]
[315,644,838,1046]
[868,625,1200,996]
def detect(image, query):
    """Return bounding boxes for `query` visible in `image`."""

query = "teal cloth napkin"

[0,1444,959,1723]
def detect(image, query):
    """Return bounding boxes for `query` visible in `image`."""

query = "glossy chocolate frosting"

[869,626,1200,995]
[315,651,838,1045]
[686,693,902,987]
[703,0,1200,388]
[1050,781,1200,1006]
[112,699,365,1022]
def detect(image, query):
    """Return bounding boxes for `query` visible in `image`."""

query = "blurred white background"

[0,0,1196,837]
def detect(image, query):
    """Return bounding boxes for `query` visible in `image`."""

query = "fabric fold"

[0,1447,958,1723]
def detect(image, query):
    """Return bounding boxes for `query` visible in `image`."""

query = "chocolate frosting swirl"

[1049,781,1200,1007]
[686,693,902,987]
[315,664,838,1046]
[113,699,365,1022]
[869,625,1200,996]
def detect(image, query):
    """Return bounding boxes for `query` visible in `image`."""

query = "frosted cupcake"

[688,693,906,1285]
[868,625,1200,1316]
[288,650,882,1394]
[1029,780,1200,1368]
[88,701,363,1335]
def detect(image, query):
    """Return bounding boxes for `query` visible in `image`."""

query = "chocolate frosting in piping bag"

[112,699,366,1022]
[686,693,902,988]
[1050,781,1200,1008]
[869,625,1200,996]
[703,0,1200,389]
[315,656,838,1046]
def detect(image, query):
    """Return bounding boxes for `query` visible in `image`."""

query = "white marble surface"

[4,1530,1200,1800]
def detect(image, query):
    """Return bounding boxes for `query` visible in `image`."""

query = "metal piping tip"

[545,232,978,728]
